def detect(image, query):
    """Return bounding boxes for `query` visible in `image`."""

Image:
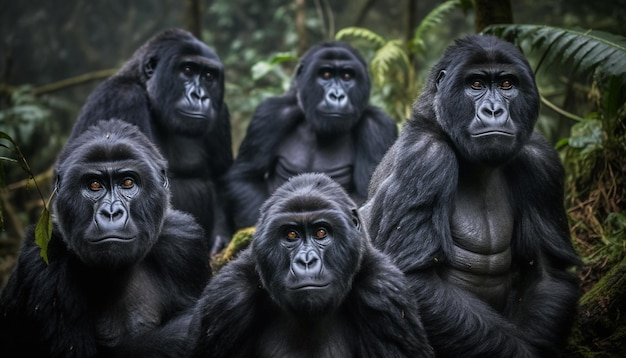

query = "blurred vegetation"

[1,0,625,355]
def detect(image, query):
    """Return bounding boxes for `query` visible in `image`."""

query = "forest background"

[1,0,625,356]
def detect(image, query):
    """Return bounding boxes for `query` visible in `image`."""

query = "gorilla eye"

[342,72,352,81]
[89,181,103,191]
[471,81,483,90]
[501,80,513,89]
[121,178,135,189]
[315,228,327,239]
[285,229,299,241]
[204,71,214,80]
[320,71,331,80]
[182,65,194,76]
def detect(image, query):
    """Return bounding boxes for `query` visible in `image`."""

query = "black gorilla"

[361,35,581,357]
[191,173,434,358]
[68,28,232,253]
[0,120,210,357]
[225,41,397,229]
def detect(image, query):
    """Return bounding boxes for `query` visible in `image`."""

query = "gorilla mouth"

[289,282,331,290]
[90,236,137,243]
[177,110,209,120]
[471,130,515,137]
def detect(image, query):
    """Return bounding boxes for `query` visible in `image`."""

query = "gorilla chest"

[270,123,355,191]
[93,267,164,347]
[447,170,514,310]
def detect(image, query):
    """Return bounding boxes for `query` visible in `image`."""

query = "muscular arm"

[225,95,302,228]
[190,249,263,358]
[505,133,582,354]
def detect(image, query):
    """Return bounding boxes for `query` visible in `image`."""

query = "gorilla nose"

[326,89,347,105]
[97,201,128,228]
[293,250,322,274]
[478,101,508,124]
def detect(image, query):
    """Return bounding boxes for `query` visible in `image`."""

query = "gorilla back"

[68,28,233,253]
[0,120,210,357]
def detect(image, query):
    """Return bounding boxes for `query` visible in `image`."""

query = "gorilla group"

[225,41,398,230]
[0,120,210,357]
[191,173,434,358]
[361,34,581,357]
[68,28,233,254]
[0,30,583,358]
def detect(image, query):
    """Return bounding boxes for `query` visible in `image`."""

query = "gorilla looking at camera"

[68,28,232,253]
[191,173,433,358]
[361,35,581,357]
[225,41,397,230]
[0,120,210,357]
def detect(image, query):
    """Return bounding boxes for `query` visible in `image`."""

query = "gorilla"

[191,173,434,358]
[0,120,211,357]
[225,41,397,230]
[68,28,232,253]
[361,35,582,357]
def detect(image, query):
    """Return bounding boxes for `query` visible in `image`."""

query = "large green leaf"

[484,25,626,78]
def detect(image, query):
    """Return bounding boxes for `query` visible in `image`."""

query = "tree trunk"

[295,0,307,56]
[473,0,512,33]
[184,0,204,38]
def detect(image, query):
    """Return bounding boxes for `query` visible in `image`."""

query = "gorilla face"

[295,43,371,136]
[252,174,364,316]
[144,36,226,137]
[432,36,539,165]
[54,120,169,268]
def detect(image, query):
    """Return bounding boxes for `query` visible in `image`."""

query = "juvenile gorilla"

[361,35,581,357]
[68,28,232,253]
[225,41,397,229]
[0,120,210,357]
[191,173,433,358]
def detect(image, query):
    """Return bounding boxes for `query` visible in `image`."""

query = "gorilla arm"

[351,105,398,203]
[225,94,303,229]
[504,133,581,354]
[349,243,434,357]
[190,249,262,358]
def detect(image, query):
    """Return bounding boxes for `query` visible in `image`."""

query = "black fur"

[67,28,232,253]
[225,41,397,229]
[361,35,581,357]
[0,120,210,357]
[191,173,434,358]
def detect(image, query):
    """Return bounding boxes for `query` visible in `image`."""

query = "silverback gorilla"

[0,120,210,357]
[225,41,397,230]
[191,173,434,358]
[361,35,581,357]
[67,28,232,253]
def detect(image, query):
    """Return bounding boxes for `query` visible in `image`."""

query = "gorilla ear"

[435,70,447,90]
[144,58,157,78]
[351,209,361,230]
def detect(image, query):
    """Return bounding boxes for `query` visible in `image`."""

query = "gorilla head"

[294,41,371,136]
[252,173,365,316]
[123,28,226,136]
[54,119,169,268]
[423,35,540,165]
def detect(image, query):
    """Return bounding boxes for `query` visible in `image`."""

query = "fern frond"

[370,40,411,87]
[411,0,470,55]
[484,24,626,78]
[335,27,386,49]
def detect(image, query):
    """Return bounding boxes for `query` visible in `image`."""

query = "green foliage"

[484,25,626,79]
[335,0,471,122]
[0,131,52,264]
[411,0,473,55]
